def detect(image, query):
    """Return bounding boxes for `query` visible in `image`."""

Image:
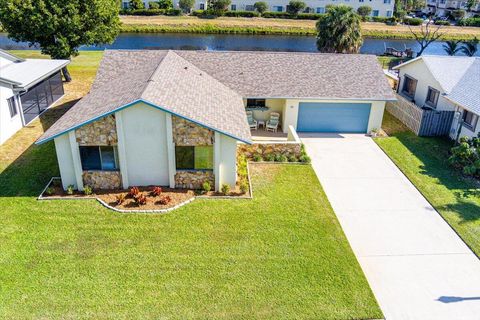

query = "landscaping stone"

[238,143,302,159]
[175,171,214,189]
[75,115,117,146]
[83,171,122,189]
[172,116,214,146]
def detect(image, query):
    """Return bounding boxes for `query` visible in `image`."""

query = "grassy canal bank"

[120,15,480,40]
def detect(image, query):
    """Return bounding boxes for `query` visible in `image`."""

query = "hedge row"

[403,17,423,26]
[224,11,260,17]
[457,17,480,27]
[120,8,181,16]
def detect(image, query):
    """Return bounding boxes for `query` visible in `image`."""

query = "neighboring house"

[169,0,394,16]
[36,50,394,192]
[394,55,480,140]
[424,0,480,17]
[0,50,69,145]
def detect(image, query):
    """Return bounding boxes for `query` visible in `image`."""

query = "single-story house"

[36,50,394,191]
[0,49,69,145]
[393,55,480,140]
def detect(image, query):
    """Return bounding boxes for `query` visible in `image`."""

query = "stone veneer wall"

[237,143,302,160]
[83,171,122,189]
[175,171,214,189]
[75,115,118,146]
[172,116,214,146]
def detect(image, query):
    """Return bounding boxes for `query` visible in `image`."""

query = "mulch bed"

[41,180,249,211]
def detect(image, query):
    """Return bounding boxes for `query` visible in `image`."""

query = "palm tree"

[316,5,363,53]
[461,37,479,57]
[443,40,461,56]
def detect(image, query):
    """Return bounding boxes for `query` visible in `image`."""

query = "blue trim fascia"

[36,99,253,145]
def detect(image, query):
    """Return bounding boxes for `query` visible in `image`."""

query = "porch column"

[165,113,176,188]
[115,111,129,189]
[214,131,221,192]
[68,131,84,191]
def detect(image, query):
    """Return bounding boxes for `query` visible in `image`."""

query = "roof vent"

[184,66,188,70]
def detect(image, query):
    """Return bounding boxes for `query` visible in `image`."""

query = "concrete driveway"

[301,133,480,320]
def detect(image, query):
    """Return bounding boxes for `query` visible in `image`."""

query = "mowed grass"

[0,51,381,319]
[376,112,480,256]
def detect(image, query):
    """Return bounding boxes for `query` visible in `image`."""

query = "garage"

[297,102,371,133]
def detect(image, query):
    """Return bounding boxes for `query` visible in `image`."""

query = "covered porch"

[245,98,290,142]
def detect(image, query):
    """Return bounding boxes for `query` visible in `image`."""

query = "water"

[1,32,478,56]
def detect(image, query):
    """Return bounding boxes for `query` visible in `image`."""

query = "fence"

[386,94,454,137]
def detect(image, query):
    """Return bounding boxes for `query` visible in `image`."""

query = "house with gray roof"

[394,55,480,140]
[37,50,394,192]
[0,49,69,145]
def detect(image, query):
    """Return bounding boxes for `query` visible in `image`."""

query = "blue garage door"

[297,102,371,133]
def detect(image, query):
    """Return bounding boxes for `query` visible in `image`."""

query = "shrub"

[254,1,268,13]
[202,181,211,192]
[457,17,480,27]
[451,9,465,20]
[191,10,204,16]
[299,154,311,164]
[66,184,74,195]
[224,11,260,17]
[448,136,480,177]
[371,16,388,23]
[130,0,145,9]
[83,185,93,195]
[179,0,195,12]
[151,186,162,197]
[116,193,126,205]
[158,0,173,9]
[129,186,140,198]
[122,9,165,15]
[240,180,249,194]
[134,193,148,206]
[296,13,324,20]
[166,8,182,16]
[264,153,275,162]
[45,187,54,196]
[287,0,306,15]
[275,154,288,162]
[288,155,298,162]
[253,154,263,162]
[208,0,231,16]
[221,184,230,195]
[148,2,160,9]
[434,20,450,25]
[403,17,423,25]
[261,11,292,19]
[157,195,172,205]
[357,5,372,21]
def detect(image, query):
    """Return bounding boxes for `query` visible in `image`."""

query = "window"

[372,10,379,16]
[245,4,254,11]
[175,146,214,170]
[384,0,391,3]
[463,110,479,131]
[199,3,205,10]
[246,99,266,107]
[7,97,17,118]
[359,0,364,2]
[79,146,119,171]
[273,6,283,11]
[316,7,325,13]
[122,1,129,9]
[231,4,236,10]
[425,87,440,108]
[402,75,417,98]
[386,10,393,17]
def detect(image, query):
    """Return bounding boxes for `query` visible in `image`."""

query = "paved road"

[301,133,480,320]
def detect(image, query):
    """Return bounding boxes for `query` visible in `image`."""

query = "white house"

[0,50,69,145]
[393,55,480,140]
[424,0,480,18]
[122,0,395,17]
[37,50,394,192]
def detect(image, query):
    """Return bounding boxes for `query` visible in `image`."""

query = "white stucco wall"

[117,102,169,187]
[282,98,386,134]
[54,134,77,190]
[0,85,23,145]
[397,60,455,112]
[172,0,394,15]
[214,132,237,190]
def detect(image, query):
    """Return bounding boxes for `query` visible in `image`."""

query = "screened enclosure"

[20,71,64,124]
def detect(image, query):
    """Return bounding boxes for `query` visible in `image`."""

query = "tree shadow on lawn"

[0,100,76,197]
[389,131,480,223]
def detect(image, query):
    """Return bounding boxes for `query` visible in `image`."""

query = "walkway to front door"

[301,133,480,320]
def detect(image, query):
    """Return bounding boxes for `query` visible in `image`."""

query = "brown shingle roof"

[37,50,394,144]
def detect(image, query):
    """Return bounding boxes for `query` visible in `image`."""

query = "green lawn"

[0,51,381,319]
[376,112,480,256]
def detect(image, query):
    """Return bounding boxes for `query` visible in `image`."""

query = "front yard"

[0,51,381,319]
[376,112,480,256]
